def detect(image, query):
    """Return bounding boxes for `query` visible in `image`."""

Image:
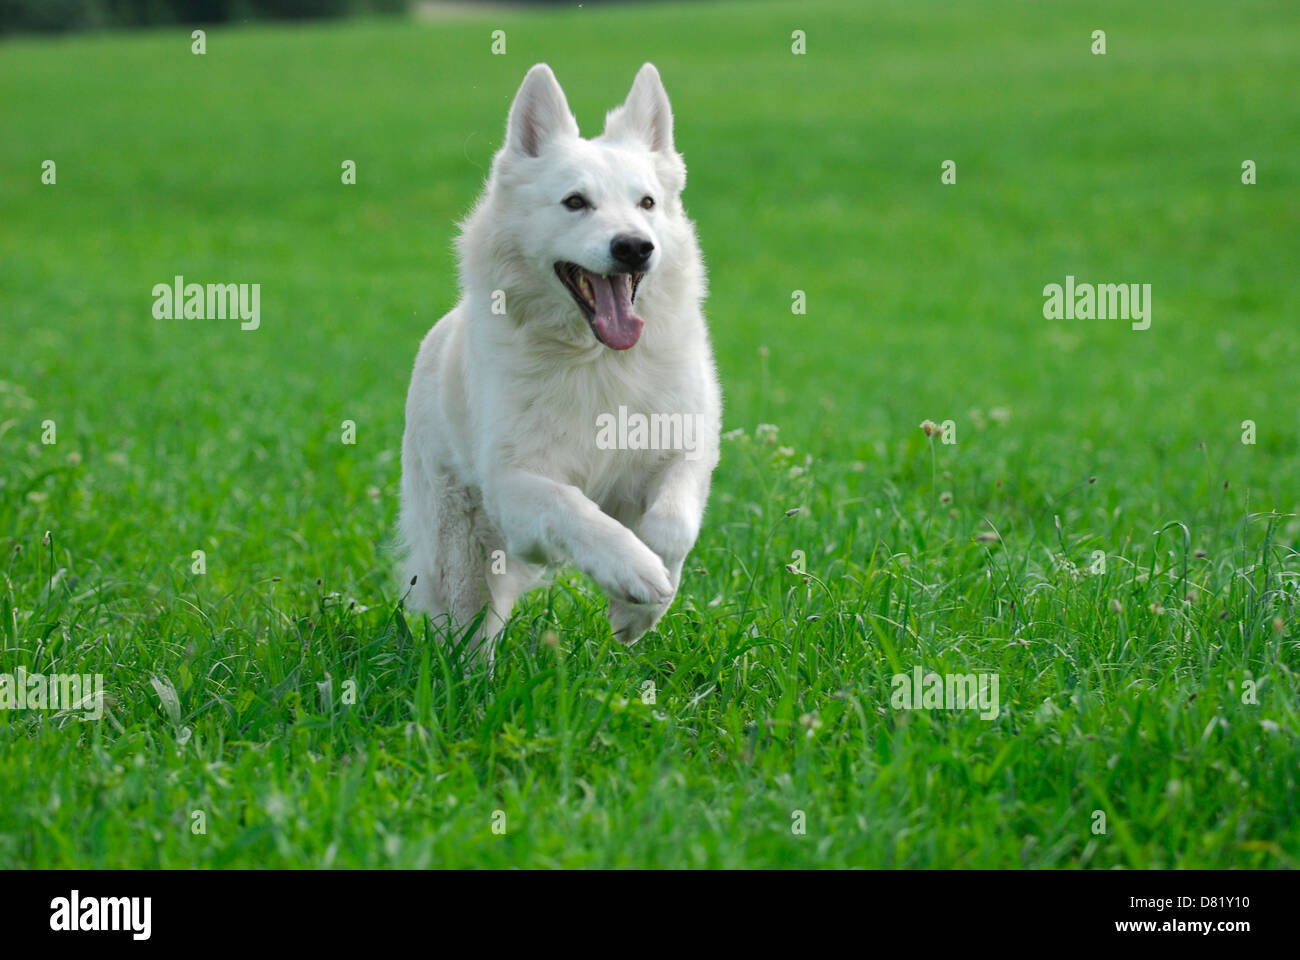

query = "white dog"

[398,62,721,665]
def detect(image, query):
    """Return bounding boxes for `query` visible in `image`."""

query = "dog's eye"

[562,194,588,211]
[639,196,655,210]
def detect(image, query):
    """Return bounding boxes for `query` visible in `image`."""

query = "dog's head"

[471,63,690,351]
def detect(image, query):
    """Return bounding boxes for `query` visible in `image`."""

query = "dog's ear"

[604,63,674,153]
[504,64,579,158]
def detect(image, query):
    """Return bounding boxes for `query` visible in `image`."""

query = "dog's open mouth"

[554,262,645,350]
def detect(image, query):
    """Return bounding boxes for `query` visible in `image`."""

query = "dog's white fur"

[399,63,721,664]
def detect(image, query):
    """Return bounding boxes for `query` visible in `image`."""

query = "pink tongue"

[588,271,643,350]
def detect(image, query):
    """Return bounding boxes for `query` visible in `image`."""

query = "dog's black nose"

[610,234,654,270]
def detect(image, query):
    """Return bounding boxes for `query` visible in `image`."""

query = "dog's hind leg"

[399,458,489,657]
[457,553,540,667]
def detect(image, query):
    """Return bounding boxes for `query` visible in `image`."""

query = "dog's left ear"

[604,63,675,153]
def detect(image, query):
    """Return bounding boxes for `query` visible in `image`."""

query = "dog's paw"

[608,596,670,644]
[591,537,673,606]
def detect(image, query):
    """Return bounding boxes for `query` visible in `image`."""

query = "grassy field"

[1,0,1298,868]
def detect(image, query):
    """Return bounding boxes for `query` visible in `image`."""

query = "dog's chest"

[507,359,690,502]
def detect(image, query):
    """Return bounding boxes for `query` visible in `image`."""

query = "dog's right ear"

[504,64,579,158]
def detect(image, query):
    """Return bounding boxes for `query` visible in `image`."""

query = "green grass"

[1,0,1298,868]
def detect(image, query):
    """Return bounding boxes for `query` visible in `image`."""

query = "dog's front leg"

[485,470,674,607]
[609,458,711,643]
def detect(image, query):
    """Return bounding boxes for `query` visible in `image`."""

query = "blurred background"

[0,0,412,34]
